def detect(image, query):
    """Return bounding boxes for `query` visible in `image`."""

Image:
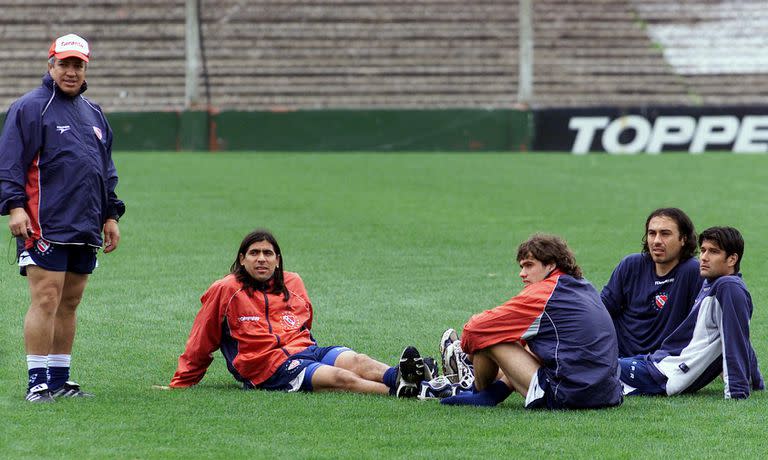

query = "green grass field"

[2,152,767,459]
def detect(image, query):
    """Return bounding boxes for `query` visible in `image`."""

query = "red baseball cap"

[48,34,90,62]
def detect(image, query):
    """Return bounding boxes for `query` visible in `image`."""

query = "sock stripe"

[27,354,47,371]
[48,354,71,368]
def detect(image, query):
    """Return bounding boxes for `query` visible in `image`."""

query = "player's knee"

[30,288,61,313]
[332,369,362,390]
[58,293,83,312]
[339,351,366,368]
[352,353,371,366]
[351,352,382,373]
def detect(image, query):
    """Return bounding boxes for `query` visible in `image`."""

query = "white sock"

[27,354,48,370]
[48,354,71,368]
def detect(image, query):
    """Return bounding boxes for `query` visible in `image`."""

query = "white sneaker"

[417,376,459,400]
[453,342,476,390]
[25,383,55,403]
[439,328,460,382]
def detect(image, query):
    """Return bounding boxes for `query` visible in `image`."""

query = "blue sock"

[441,380,512,407]
[383,367,398,395]
[47,354,71,390]
[48,367,70,390]
[28,368,47,389]
[27,354,48,390]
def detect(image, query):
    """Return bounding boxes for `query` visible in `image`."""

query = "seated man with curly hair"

[441,234,623,409]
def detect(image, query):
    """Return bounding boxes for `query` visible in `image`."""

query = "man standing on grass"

[619,227,763,399]
[437,234,623,409]
[0,34,125,403]
[601,208,702,357]
[169,229,429,397]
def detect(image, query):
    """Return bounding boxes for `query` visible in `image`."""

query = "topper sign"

[568,115,768,154]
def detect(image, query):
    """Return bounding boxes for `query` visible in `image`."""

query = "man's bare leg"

[310,365,390,394]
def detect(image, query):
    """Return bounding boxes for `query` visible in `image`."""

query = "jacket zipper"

[262,291,290,357]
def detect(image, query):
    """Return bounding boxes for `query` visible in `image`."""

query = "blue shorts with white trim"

[257,345,352,392]
[618,357,666,396]
[19,239,97,276]
[524,367,565,410]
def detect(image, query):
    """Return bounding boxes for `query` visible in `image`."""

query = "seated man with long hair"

[169,229,427,397]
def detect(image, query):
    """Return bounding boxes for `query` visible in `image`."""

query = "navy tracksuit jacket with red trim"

[0,73,124,249]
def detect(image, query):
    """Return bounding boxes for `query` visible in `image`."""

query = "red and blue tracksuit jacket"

[170,272,317,388]
[462,269,623,409]
[0,73,124,249]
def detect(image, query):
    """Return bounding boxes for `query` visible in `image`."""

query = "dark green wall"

[109,112,180,151]
[1,109,532,152]
[212,109,530,152]
[0,111,183,151]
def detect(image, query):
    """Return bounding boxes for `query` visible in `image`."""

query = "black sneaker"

[423,356,438,381]
[26,383,55,403]
[396,346,426,398]
[50,381,94,398]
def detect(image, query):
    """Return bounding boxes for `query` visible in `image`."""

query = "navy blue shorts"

[19,239,98,276]
[618,357,666,396]
[258,345,352,392]
[524,367,565,410]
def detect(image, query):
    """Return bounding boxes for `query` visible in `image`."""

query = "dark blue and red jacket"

[462,270,623,409]
[0,73,124,249]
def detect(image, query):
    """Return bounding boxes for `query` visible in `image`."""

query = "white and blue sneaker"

[453,343,476,390]
[51,381,94,398]
[440,328,460,383]
[440,328,476,390]
[25,383,55,403]
[417,376,460,400]
[396,346,427,398]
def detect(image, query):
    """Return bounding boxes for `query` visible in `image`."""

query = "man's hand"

[103,219,120,253]
[8,207,32,239]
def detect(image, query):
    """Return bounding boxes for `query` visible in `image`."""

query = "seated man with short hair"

[619,226,764,399]
[440,234,623,409]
